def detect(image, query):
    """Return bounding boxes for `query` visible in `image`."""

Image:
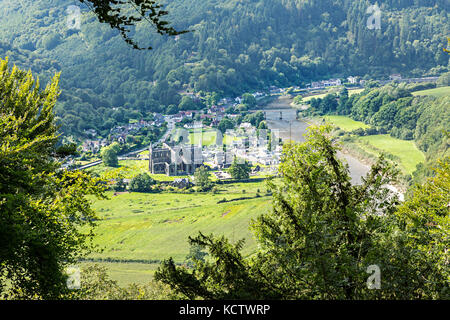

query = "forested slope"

[0,0,448,138]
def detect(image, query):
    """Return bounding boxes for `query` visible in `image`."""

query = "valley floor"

[79,180,272,285]
[315,115,426,177]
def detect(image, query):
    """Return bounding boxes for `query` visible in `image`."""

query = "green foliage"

[258,121,268,130]
[218,118,234,134]
[155,125,449,299]
[0,58,105,299]
[178,96,196,111]
[185,244,208,268]
[308,83,449,182]
[112,178,127,192]
[1,0,448,138]
[436,72,450,86]
[101,143,119,167]
[194,166,213,191]
[229,158,251,180]
[155,233,275,299]
[74,264,176,300]
[129,173,156,192]
[242,93,257,108]
[243,111,266,128]
[393,158,450,298]
[293,95,303,105]
[42,33,61,50]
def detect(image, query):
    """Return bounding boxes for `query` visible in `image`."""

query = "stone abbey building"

[149,142,203,176]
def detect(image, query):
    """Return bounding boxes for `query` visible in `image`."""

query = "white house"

[347,76,358,84]
[390,74,402,81]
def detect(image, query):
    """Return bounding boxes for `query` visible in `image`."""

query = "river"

[260,96,371,185]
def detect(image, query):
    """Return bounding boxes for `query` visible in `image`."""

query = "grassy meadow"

[302,88,364,102]
[80,179,273,285]
[355,135,425,175]
[323,115,370,131]
[411,86,450,98]
[314,115,425,175]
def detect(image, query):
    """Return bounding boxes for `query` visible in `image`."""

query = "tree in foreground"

[74,264,175,300]
[0,58,105,299]
[155,125,449,299]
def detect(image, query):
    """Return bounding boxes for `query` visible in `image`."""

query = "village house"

[200,114,215,120]
[389,74,402,81]
[209,105,226,114]
[252,92,265,98]
[83,129,97,137]
[269,86,282,94]
[219,97,233,105]
[184,122,203,129]
[311,78,342,88]
[347,76,358,84]
[81,139,108,154]
[179,110,196,118]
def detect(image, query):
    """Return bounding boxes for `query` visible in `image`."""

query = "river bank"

[260,96,405,199]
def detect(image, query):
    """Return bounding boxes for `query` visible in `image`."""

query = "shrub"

[129,173,156,192]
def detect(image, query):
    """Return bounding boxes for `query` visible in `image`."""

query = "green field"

[302,88,364,102]
[412,86,450,98]
[88,184,270,262]
[79,179,272,285]
[78,261,160,286]
[188,130,217,146]
[356,135,425,175]
[173,129,241,147]
[323,115,370,131]
[82,159,274,285]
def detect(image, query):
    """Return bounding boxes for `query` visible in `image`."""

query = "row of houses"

[307,74,438,89]
[82,113,167,153]
[309,78,343,89]
[81,139,109,153]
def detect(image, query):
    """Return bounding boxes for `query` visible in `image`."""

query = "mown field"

[314,115,426,175]
[411,86,450,98]
[355,135,425,175]
[79,179,273,285]
[302,88,364,102]
[323,115,370,131]
[185,129,242,146]
[78,261,160,287]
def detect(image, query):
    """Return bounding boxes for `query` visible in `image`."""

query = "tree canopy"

[155,125,449,299]
[0,0,447,139]
[0,58,105,299]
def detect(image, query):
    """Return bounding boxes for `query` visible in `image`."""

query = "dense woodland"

[0,0,448,139]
